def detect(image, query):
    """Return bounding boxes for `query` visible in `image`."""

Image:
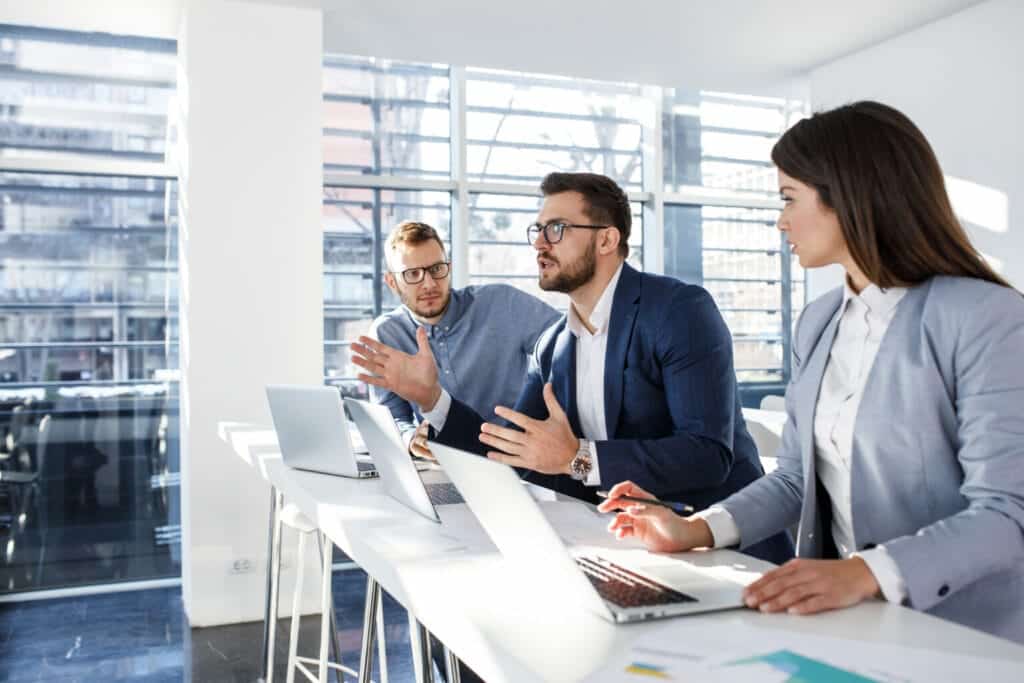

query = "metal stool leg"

[359,578,381,683]
[408,616,435,683]
[318,532,332,683]
[285,530,308,683]
[443,646,462,683]
[263,488,284,683]
[375,587,389,683]
[316,532,345,674]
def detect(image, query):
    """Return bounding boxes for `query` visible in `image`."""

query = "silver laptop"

[266,385,377,478]
[430,442,745,623]
[344,398,463,523]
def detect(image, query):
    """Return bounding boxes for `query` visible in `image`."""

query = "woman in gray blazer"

[599,101,1024,643]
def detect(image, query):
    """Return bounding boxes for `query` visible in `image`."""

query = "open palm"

[351,327,440,410]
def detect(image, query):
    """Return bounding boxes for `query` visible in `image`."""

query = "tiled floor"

[0,569,419,682]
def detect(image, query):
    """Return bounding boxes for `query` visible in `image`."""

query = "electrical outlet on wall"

[229,558,255,574]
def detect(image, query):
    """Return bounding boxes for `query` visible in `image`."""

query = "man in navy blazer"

[353,172,792,564]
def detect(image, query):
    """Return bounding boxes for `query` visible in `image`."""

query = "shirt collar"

[842,277,907,319]
[568,262,624,338]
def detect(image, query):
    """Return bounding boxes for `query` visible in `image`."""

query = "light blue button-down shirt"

[369,284,561,444]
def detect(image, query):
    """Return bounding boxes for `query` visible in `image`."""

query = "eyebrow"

[778,185,797,193]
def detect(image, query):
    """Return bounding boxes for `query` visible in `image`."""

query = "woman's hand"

[597,481,714,554]
[742,557,881,614]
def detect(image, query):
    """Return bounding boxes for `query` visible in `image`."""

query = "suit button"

[938,584,950,597]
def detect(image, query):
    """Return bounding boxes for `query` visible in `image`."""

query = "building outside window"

[0,25,179,595]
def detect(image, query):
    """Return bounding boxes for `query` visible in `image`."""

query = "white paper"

[585,619,1024,682]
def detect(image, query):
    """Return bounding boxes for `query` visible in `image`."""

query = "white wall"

[807,0,1023,299]
[177,0,324,626]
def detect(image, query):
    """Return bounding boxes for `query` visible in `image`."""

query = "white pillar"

[177,0,323,626]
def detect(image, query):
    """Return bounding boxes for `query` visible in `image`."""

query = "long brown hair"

[772,101,1011,289]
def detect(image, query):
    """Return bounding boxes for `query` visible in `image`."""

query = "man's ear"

[384,272,399,293]
[599,227,622,256]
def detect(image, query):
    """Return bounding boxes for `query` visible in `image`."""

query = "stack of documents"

[585,619,1022,682]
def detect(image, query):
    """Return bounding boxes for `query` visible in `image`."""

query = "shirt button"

[445,369,450,374]
[938,584,950,597]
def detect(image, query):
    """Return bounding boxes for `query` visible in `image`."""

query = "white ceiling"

[321,0,985,93]
[0,0,986,93]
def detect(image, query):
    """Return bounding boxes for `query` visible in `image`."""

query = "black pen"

[596,490,694,515]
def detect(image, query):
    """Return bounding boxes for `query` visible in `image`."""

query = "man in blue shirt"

[369,220,560,456]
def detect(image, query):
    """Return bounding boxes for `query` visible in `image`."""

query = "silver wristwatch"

[569,438,593,482]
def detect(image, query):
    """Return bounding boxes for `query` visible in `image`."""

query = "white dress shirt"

[699,280,909,604]
[566,262,624,486]
[423,264,624,488]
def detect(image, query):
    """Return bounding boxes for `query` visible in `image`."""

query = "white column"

[177,0,323,626]
[449,66,471,288]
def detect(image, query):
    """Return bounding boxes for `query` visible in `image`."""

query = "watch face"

[571,448,592,480]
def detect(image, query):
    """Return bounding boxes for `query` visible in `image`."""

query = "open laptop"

[430,442,746,623]
[344,398,463,523]
[265,385,377,478]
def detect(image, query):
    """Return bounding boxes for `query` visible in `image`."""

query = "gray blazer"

[722,276,1024,643]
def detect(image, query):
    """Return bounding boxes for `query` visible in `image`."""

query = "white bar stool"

[274,502,387,683]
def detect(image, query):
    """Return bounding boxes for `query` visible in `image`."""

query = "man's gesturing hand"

[409,421,434,460]
[351,327,442,411]
[479,383,579,475]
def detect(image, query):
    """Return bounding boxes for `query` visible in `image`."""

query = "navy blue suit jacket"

[435,264,793,564]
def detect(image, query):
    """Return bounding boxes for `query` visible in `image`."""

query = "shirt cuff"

[421,389,451,433]
[401,426,417,451]
[693,505,741,548]
[854,546,908,605]
[584,440,601,486]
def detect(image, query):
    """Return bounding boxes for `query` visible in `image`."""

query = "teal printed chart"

[724,649,882,683]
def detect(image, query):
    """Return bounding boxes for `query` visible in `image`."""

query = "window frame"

[322,59,807,396]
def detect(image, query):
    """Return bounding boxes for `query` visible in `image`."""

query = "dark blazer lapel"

[551,325,582,435]
[604,264,641,437]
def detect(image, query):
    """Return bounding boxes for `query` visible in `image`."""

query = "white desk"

[219,422,1024,682]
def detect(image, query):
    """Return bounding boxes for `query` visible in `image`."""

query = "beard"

[400,288,451,319]
[539,235,598,293]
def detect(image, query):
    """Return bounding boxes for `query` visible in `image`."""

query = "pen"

[596,490,694,515]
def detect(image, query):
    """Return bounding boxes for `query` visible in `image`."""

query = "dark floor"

[0,569,421,682]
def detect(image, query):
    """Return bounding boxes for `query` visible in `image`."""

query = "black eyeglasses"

[392,261,451,285]
[527,221,608,245]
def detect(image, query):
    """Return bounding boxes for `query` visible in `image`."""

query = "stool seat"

[279,503,316,533]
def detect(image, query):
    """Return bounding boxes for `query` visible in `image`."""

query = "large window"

[321,56,806,403]
[465,69,645,189]
[0,26,178,594]
[662,91,806,393]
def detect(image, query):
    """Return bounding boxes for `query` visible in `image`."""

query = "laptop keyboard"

[576,556,697,609]
[425,482,464,505]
